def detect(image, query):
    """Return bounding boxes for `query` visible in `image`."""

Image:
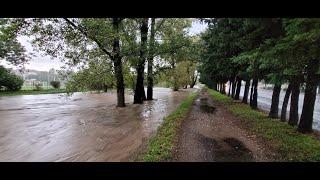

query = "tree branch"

[63,18,113,59]
[155,19,166,32]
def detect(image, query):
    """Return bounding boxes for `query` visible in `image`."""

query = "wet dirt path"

[173,88,272,162]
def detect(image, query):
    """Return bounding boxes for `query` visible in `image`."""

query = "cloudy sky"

[2,19,207,72]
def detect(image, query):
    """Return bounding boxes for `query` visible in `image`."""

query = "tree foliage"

[0,66,23,91]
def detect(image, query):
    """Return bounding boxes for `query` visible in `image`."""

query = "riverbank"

[0,89,67,96]
[143,91,199,162]
[207,88,320,161]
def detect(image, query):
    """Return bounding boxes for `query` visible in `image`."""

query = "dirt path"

[173,89,273,162]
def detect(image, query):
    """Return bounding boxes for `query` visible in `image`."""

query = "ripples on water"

[0,87,196,161]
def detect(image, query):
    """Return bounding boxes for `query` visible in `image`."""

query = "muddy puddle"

[197,133,254,162]
[199,97,216,113]
[0,87,197,161]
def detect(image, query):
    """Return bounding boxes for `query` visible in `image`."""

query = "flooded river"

[0,87,196,161]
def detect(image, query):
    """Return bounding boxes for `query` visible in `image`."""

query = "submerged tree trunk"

[234,77,242,100]
[112,18,125,107]
[288,78,300,126]
[250,78,258,109]
[147,18,156,100]
[103,84,108,92]
[280,83,292,122]
[134,18,148,104]
[298,59,320,133]
[242,79,250,104]
[268,82,282,118]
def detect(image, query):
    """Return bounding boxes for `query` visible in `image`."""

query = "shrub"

[34,83,43,91]
[50,81,61,89]
[0,66,23,91]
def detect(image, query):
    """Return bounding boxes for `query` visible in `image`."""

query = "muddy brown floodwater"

[0,87,196,162]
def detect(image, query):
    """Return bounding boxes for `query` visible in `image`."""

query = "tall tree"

[288,77,300,125]
[268,81,282,118]
[10,18,135,107]
[146,18,156,100]
[280,83,292,122]
[159,18,192,91]
[134,18,148,104]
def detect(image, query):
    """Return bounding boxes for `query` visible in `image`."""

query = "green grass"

[143,91,199,162]
[0,89,67,96]
[207,88,320,161]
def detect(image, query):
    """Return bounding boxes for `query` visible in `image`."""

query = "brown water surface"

[0,87,195,161]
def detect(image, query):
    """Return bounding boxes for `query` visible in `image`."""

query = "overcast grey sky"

[1,19,207,71]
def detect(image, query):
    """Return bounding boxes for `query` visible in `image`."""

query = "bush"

[50,81,61,89]
[34,83,43,91]
[0,66,24,91]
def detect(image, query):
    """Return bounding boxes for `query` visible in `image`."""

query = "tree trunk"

[288,78,300,126]
[298,59,320,133]
[242,79,250,104]
[221,83,226,94]
[228,80,232,96]
[231,77,236,98]
[142,87,146,100]
[103,84,108,92]
[112,18,125,107]
[234,77,242,100]
[134,18,148,104]
[147,18,155,100]
[280,83,292,122]
[268,83,282,118]
[171,59,179,91]
[250,78,258,109]
[190,73,197,88]
[210,82,217,91]
[250,80,253,106]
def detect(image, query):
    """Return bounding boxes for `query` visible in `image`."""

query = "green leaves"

[0,18,29,66]
[0,66,24,91]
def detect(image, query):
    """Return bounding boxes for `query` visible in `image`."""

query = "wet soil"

[173,89,273,162]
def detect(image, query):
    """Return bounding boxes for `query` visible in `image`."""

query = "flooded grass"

[207,88,320,161]
[0,89,67,96]
[143,91,199,162]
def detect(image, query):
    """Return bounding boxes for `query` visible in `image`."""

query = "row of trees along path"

[199,18,320,134]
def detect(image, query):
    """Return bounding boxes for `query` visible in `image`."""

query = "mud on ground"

[173,88,276,162]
